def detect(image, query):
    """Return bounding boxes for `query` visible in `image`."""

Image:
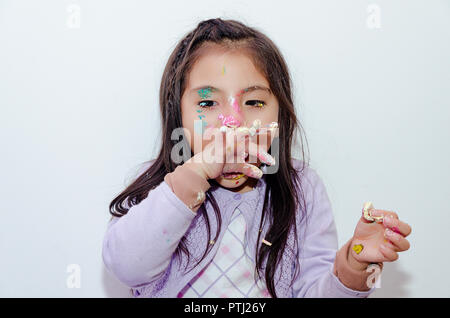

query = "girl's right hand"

[183,127,276,181]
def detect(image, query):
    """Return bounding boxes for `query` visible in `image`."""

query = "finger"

[360,208,377,224]
[223,129,249,164]
[224,128,238,163]
[247,140,276,166]
[235,128,250,153]
[236,126,251,140]
[232,136,248,164]
[381,238,398,252]
[256,122,278,138]
[242,163,264,179]
[371,209,399,220]
[361,202,385,223]
[222,162,263,179]
[384,228,411,252]
[379,243,399,262]
[200,129,223,164]
[246,119,262,137]
[223,126,276,166]
[383,214,412,237]
[238,137,258,165]
[252,126,273,144]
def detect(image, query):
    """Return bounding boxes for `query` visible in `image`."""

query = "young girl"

[102,18,412,298]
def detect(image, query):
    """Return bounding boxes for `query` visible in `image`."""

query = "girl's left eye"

[198,100,217,108]
[245,100,266,108]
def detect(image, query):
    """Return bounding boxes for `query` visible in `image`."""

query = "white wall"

[1,0,448,297]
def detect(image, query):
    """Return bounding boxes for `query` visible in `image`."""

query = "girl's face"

[181,44,279,191]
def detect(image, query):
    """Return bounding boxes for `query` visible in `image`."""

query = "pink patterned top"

[179,207,270,298]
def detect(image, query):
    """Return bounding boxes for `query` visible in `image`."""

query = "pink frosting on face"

[218,114,241,127]
[231,96,240,113]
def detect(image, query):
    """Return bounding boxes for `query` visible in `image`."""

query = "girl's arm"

[102,163,210,288]
[291,165,378,297]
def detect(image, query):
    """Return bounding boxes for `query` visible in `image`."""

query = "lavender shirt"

[102,159,376,297]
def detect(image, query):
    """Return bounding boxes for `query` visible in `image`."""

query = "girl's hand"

[348,206,412,270]
[183,126,276,181]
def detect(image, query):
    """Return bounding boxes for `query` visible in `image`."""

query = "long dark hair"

[109,18,310,298]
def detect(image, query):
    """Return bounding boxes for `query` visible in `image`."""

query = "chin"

[215,174,249,189]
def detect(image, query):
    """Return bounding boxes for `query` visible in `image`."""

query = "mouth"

[221,172,245,180]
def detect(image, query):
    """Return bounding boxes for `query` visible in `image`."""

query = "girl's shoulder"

[290,158,327,197]
[290,159,334,230]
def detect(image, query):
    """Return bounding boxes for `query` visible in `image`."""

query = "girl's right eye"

[198,100,217,108]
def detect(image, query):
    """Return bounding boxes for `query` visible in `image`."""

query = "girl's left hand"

[349,207,412,267]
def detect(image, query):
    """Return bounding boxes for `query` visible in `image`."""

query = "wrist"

[334,238,384,291]
[164,162,211,213]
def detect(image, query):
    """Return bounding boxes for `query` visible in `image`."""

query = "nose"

[218,95,245,128]
[218,113,241,128]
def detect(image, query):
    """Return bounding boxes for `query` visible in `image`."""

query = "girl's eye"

[198,100,217,108]
[245,100,266,108]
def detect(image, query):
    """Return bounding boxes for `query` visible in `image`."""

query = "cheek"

[259,105,278,123]
[182,105,209,131]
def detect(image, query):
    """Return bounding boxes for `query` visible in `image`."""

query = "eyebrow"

[189,85,271,95]
[190,86,221,94]
[240,85,271,95]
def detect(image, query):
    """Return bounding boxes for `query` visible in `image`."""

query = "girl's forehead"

[193,48,254,68]
[186,54,269,93]
[189,44,260,74]
[182,43,271,97]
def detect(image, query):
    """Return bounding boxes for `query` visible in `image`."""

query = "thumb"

[360,202,384,224]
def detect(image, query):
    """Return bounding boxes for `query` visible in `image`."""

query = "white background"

[1,0,449,297]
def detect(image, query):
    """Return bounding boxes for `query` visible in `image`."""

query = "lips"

[221,172,245,180]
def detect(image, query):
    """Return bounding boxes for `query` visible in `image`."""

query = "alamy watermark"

[367,3,382,29]
[366,263,382,288]
[66,263,81,288]
[170,122,280,174]
[66,4,81,29]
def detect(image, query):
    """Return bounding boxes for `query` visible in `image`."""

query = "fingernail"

[236,127,249,134]
[383,214,394,226]
[385,228,394,237]
[370,210,385,222]
[258,151,276,166]
[391,226,401,234]
[244,164,263,178]
[370,209,381,216]
[252,119,261,129]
